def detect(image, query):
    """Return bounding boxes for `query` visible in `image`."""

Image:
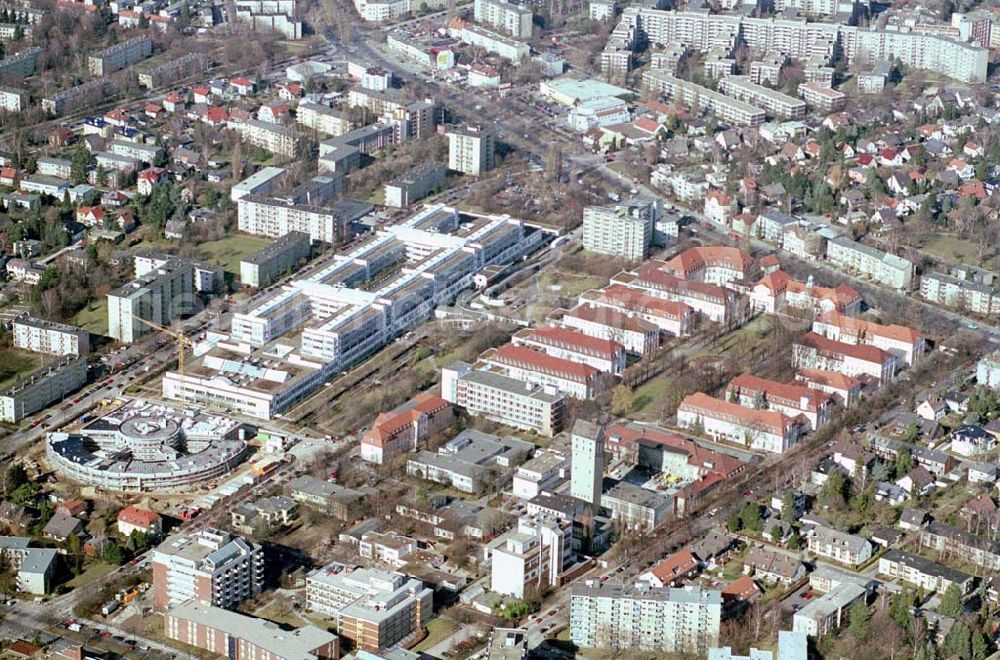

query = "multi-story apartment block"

[792,332,898,384]
[582,197,660,261]
[807,525,872,566]
[977,351,1000,389]
[13,317,89,356]
[448,125,495,176]
[384,161,446,208]
[42,78,116,116]
[296,100,353,137]
[919,521,1000,571]
[512,327,626,374]
[306,565,433,652]
[474,0,532,39]
[229,118,299,157]
[107,258,201,343]
[571,581,722,655]
[137,53,207,89]
[0,47,42,81]
[151,529,263,612]
[614,8,987,83]
[726,373,832,430]
[108,138,164,164]
[233,0,303,39]
[490,514,572,598]
[164,601,338,660]
[718,76,806,119]
[442,362,565,437]
[354,0,415,22]
[797,82,847,112]
[677,391,805,454]
[458,25,530,62]
[878,549,974,594]
[826,237,915,291]
[36,157,72,179]
[0,357,86,423]
[920,271,1000,316]
[643,71,765,126]
[812,311,924,366]
[87,36,152,76]
[239,230,311,288]
[237,194,349,245]
[0,85,28,112]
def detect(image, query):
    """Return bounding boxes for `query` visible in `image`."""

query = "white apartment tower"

[448,125,495,176]
[571,419,605,512]
[582,197,662,260]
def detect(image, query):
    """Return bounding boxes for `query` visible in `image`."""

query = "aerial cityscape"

[0,0,1000,657]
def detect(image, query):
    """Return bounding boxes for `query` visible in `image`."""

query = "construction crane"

[133,317,194,398]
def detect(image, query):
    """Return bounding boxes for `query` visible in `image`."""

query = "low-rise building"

[360,392,454,465]
[792,332,898,384]
[677,392,805,454]
[807,525,872,566]
[826,236,914,291]
[406,429,532,493]
[490,514,572,598]
[287,475,368,521]
[811,311,924,366]
[164,600,339,660]
[512,327,626,375]
[117,506,163,538]
[878,549,974,594]
[601,481,672,532]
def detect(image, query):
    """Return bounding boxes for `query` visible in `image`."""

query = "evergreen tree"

[938,583,964,618]
[848,600,871,639]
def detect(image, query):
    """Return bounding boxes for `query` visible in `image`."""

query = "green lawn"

[66,561,117,590]
[74,300,109,335]
[197,235,271,278]
[414,617,458,653]
[632,373,671,416]
[0,348,42,390]
[368,187,386,206]
[921,234,1000,272]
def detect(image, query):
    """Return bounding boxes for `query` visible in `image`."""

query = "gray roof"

[19,548,57,575]
[167,600,336,659]
[881,549,972,585]
[42,513,83,539]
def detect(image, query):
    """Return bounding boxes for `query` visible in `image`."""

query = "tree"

[770,523,784,543]
[888,590,915,629]
[726,514,742,533]
[102,540,124,565]
[821,468,849,505]
[943,621,973,659]
[938,583,964,618]
[896,446,914,478]
[780,491,796,523]
[610,384,634,416]
[739,502,763,534]
[849,600,871,639]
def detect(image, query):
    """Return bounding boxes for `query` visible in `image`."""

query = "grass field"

[921,234,1000,272]
[66,562,116,590]
[198,235,272,278]
[414,617,459,653]
[631,373,670,416]
[74,300,109,335]
[0,348,42,390]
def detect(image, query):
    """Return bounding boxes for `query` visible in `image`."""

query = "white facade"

[13,317,89,356]
[448,125,495,176]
